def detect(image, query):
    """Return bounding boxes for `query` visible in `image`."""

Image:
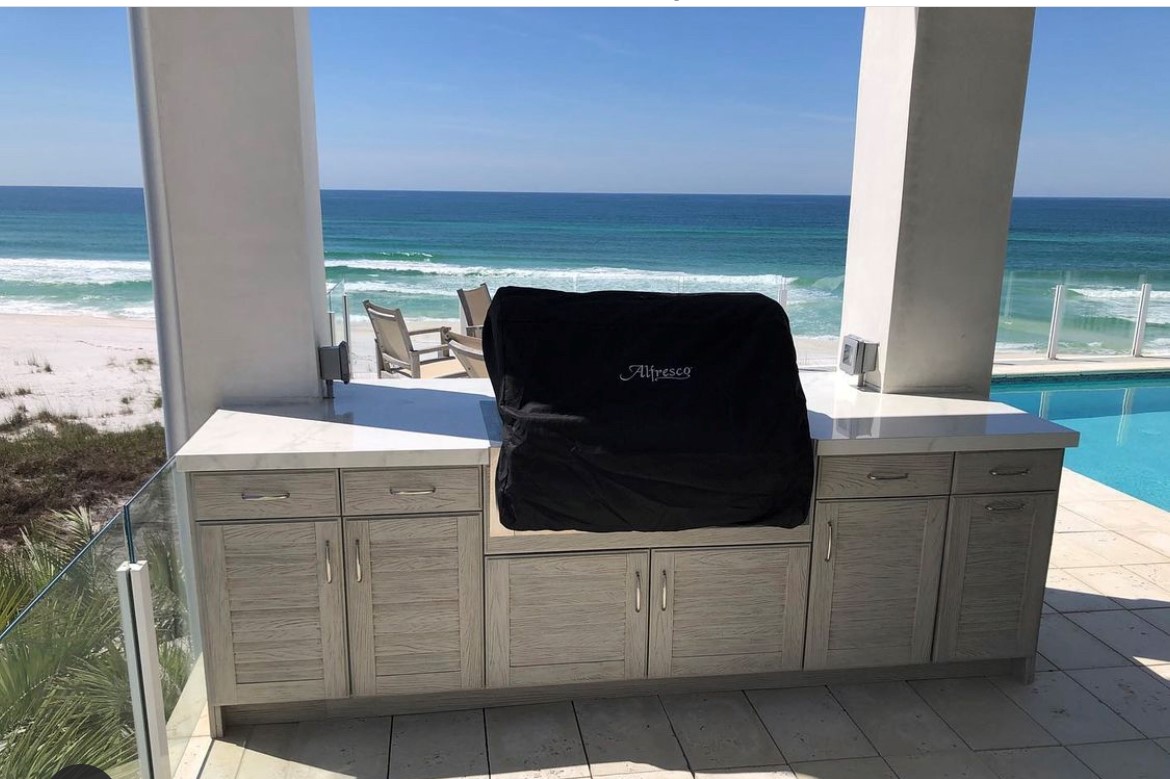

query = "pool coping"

[993,369,1170,386]
[992,355,1170,381]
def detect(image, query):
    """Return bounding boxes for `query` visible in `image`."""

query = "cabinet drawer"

[191,470,339,521]
[952,450,1063,495]
[342,467,481,516]
[816,454,953,499]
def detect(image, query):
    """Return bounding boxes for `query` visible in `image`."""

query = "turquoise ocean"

[0,187,1168,353]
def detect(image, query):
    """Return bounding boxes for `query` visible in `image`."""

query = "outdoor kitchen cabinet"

[197,518,349,705]
[933,492,1058,661]
[346,514,484,696]
[194,466,486,705]
[648,546,809,677]
[804,497,948,669]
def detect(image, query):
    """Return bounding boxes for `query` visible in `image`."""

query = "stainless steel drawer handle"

[826,521,833,562]
[241,491,291,501]
[989,467,1031,477]
[866,472,910,481]
[390,487,437,496]
[986,501,1027,512]
[635,571,642,613]
[661,570,669,611]
[355,538,363,582]
[324,540,333,584]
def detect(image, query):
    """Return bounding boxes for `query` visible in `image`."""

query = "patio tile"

[746,686,875,763]
[1066,566,1170,610]
[1060,499,1169,534]
[660,691,783,770]
[694,767,796,779]
[1068,739,1170,779]
[828,682,963,757]
[1124,530,1170,557]
[909,678,1056,750]
[1058,471,1134,503]
[1137,608,1170,635]
[390,709,488,779]
[485,702,590,779]
[1054,507,1103,534]
[992,671,1143,744]
[233,724,299,778]
[1159,737,1170,754]
[1048,534,1114,569]
[1127,563,1170,593]
[789,757,896,779]
[1044,568,1121,613]
[1069,610,1170,666]
[1069,666,1170,738]
[199,727,249,779]
[573,696,689,777]
[1051,531,1168,567]
[285,717,392,779]
[977,746,1097,779]
[884,750,997,779]
[1037,612,1130,670]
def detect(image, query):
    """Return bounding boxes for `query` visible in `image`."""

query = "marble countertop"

[174,373,1078,472]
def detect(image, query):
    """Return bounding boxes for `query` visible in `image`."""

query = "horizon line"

[1,184,1169,201]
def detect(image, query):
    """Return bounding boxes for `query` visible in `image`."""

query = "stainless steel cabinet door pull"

[866,472,909,481]
[355,538,363,582]
[241,491,290,501]
[390,487,437,496]
[986,501,1027,512]
[826,521,833,562]
[661,570,668,611]
[989,467,1031,477]
[324,540,333,584]
[635,571,642,612]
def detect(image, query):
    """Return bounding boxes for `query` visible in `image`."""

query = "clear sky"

[0,7,1167,197]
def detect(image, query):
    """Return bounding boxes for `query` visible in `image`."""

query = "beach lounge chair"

[444,332,489,378]
[362,300,460,379]
[457,283,492,336]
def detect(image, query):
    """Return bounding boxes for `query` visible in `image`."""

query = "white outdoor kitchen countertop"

[174,373,1079,472]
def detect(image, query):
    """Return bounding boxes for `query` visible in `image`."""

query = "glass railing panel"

[1055,272,1139,356]
[125,460,205,778]
[0,516,141,779]
[996,270,1063,358]
[1142,281,1170,357]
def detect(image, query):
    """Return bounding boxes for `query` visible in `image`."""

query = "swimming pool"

[991,373,1170,510]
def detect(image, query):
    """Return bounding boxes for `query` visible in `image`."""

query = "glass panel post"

[1046,283,1066,360]
[1133,282,1153,358]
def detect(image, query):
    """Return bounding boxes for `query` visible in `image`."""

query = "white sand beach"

[0,313,163,430]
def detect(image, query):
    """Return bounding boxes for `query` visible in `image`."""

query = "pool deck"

[994,355,1170,379]
[191,468,1170,779]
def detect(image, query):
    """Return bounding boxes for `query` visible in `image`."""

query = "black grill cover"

[482,287,814,532]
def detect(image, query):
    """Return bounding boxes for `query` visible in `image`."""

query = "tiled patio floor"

[197,469,1170,779]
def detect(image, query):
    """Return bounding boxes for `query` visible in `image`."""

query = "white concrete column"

[130,8,329,451]
[840,8,1034,398]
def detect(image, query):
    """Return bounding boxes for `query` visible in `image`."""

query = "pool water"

[991,373,1170,511]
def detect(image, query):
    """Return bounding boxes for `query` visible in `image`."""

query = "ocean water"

[0,187,1168,350]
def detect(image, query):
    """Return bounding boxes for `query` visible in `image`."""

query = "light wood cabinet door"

[649,546,809,678]
[346,514,484,695]
[198,519,348,705]
[486,552,649,687]
[805,498,947,670]
[934,493,1057,661]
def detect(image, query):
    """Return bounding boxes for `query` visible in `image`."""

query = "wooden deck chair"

[444,332,489,379]
[456,284,492,336]
[362,300,459,378]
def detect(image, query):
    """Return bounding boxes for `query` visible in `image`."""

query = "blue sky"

[0,7,1167,196]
